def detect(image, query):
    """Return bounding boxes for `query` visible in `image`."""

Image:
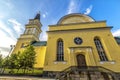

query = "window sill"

[54,61,67,64]
[99,60,115,64]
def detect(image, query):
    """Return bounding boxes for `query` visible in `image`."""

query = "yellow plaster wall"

[12,39,32,54]
[44,22,120,72]
[34,46,46,68]
[49,21,107,31]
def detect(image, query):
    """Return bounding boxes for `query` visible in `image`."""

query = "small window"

[21,43,29,48]
[21,43,25,48]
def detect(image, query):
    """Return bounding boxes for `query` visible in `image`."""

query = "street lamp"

[8,45,15,57]
[1,45,15,73]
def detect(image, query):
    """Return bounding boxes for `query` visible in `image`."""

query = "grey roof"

[114,37,120,44]
[31,41,47,46]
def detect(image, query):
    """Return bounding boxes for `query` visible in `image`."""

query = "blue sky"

[0,0,120,56]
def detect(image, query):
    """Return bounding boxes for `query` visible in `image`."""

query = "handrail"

[97,66,115,73]
[60,66,115,73]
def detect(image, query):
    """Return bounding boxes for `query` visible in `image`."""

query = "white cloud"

[0,20,16,40]
[112,29,120,37]
[0,29,15,48]
[0,21,16,47]
[42,12,48,18]
[0,47,10,57]
[67,0,77,14]
[0,20,17,56]
[84,5,93,15]
[43,14,46,18]
[0,29,16,57]
[0,47,9,52]
[40,32,47,41]
[8,19,24,36]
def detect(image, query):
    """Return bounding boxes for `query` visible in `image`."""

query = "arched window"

[57,39,64,61]
[94,37,108,61]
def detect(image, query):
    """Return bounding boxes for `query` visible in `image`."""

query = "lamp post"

[8,45,15,57]
[1,45,15,74]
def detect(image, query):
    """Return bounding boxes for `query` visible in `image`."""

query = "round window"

[74,37,83,45]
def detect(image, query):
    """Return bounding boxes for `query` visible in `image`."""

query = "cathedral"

[12,13,120,80]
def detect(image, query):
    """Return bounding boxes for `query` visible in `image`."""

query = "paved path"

[0,76,55,80]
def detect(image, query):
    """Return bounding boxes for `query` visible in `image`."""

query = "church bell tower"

[12,13,42,53]
[22,12,42,41]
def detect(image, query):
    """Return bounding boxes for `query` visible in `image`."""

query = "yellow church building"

[12,13,120,80]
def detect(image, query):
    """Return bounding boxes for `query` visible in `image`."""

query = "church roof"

[114,37,120,44]
[31,41,47,46]
[57,13,95,25]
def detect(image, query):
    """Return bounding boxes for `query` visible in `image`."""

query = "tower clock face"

[74,37,83,45]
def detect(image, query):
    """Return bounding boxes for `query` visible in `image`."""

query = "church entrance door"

[76,54,86,68]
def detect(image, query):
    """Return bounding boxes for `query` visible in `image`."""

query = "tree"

[19,45,36,73]
[1,52,20,74]
[1,45,36,74]
[8,54,17,69]
[1,56,10,73]
[0,54,3,67]
[0,54,3,73]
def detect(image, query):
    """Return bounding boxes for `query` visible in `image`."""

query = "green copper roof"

[31,41,47,46]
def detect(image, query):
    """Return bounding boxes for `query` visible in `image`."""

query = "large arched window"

[94,37,108,61]
[57,39,64,61]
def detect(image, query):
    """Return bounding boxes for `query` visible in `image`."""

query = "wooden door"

[77,54,86,68]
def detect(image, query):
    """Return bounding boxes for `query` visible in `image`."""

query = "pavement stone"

[0,76,55,80]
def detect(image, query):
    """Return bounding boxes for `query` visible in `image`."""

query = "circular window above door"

[74,37,83,45]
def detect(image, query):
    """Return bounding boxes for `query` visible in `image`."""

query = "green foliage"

[2,52,20,69]
[20,45,36,73]
[1,45,37,74]
[20,45,36,69]
[0,54,3,67]
[2,57,9,68]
